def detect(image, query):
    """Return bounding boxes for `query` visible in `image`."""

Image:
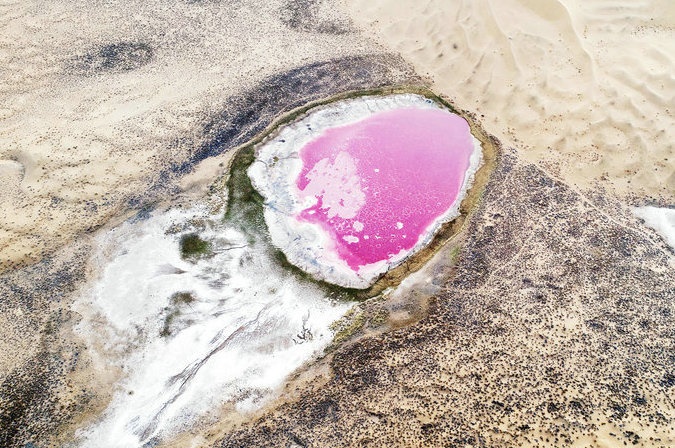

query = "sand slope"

[344,0,674,200]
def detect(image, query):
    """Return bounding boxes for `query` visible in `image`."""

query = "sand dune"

[343,0,674,201]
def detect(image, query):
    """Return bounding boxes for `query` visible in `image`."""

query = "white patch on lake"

[633,206,675,250]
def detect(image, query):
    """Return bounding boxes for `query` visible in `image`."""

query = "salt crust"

[74,206,351,446]
[633,206,675,250]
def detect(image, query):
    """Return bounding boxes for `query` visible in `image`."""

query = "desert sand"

[0,0,673,447]
[344,0,674,202]
[0,0,374,271]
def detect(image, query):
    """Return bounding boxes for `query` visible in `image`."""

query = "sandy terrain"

[0,0,376,271]
[344,0,674,201]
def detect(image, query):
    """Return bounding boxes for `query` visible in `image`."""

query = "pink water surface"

[296,107,475,271]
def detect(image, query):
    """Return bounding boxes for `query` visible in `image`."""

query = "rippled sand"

[344,0,675,200]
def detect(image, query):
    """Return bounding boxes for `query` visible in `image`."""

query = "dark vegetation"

[280,0,351,35]
[170,292,195,306]
[160,292,197,337]
[179,233,212,260]
[72,42,153,75]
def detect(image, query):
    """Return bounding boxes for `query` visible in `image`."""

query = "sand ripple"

[344,0,674,200]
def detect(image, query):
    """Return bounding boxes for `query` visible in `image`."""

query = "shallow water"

[297,106,474,269]
[74,206,351,447]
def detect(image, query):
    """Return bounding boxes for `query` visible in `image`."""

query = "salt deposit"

[73,206,351,447]
[634,206,675,250]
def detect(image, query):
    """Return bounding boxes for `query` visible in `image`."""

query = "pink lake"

[249,94,482,288]
[296,107,476,271]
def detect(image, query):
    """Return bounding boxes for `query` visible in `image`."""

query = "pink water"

[296,107,475,271]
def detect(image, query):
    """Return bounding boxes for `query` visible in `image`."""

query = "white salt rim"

[249,93,484,288]
[633,206,675,250]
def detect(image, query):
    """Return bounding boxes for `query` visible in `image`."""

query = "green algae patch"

[325,297,394,351]
[170,292,196,306]
[180,233,212,260]
[160,292,198,337]
[159,310,180,338]
[329,308,366,347]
